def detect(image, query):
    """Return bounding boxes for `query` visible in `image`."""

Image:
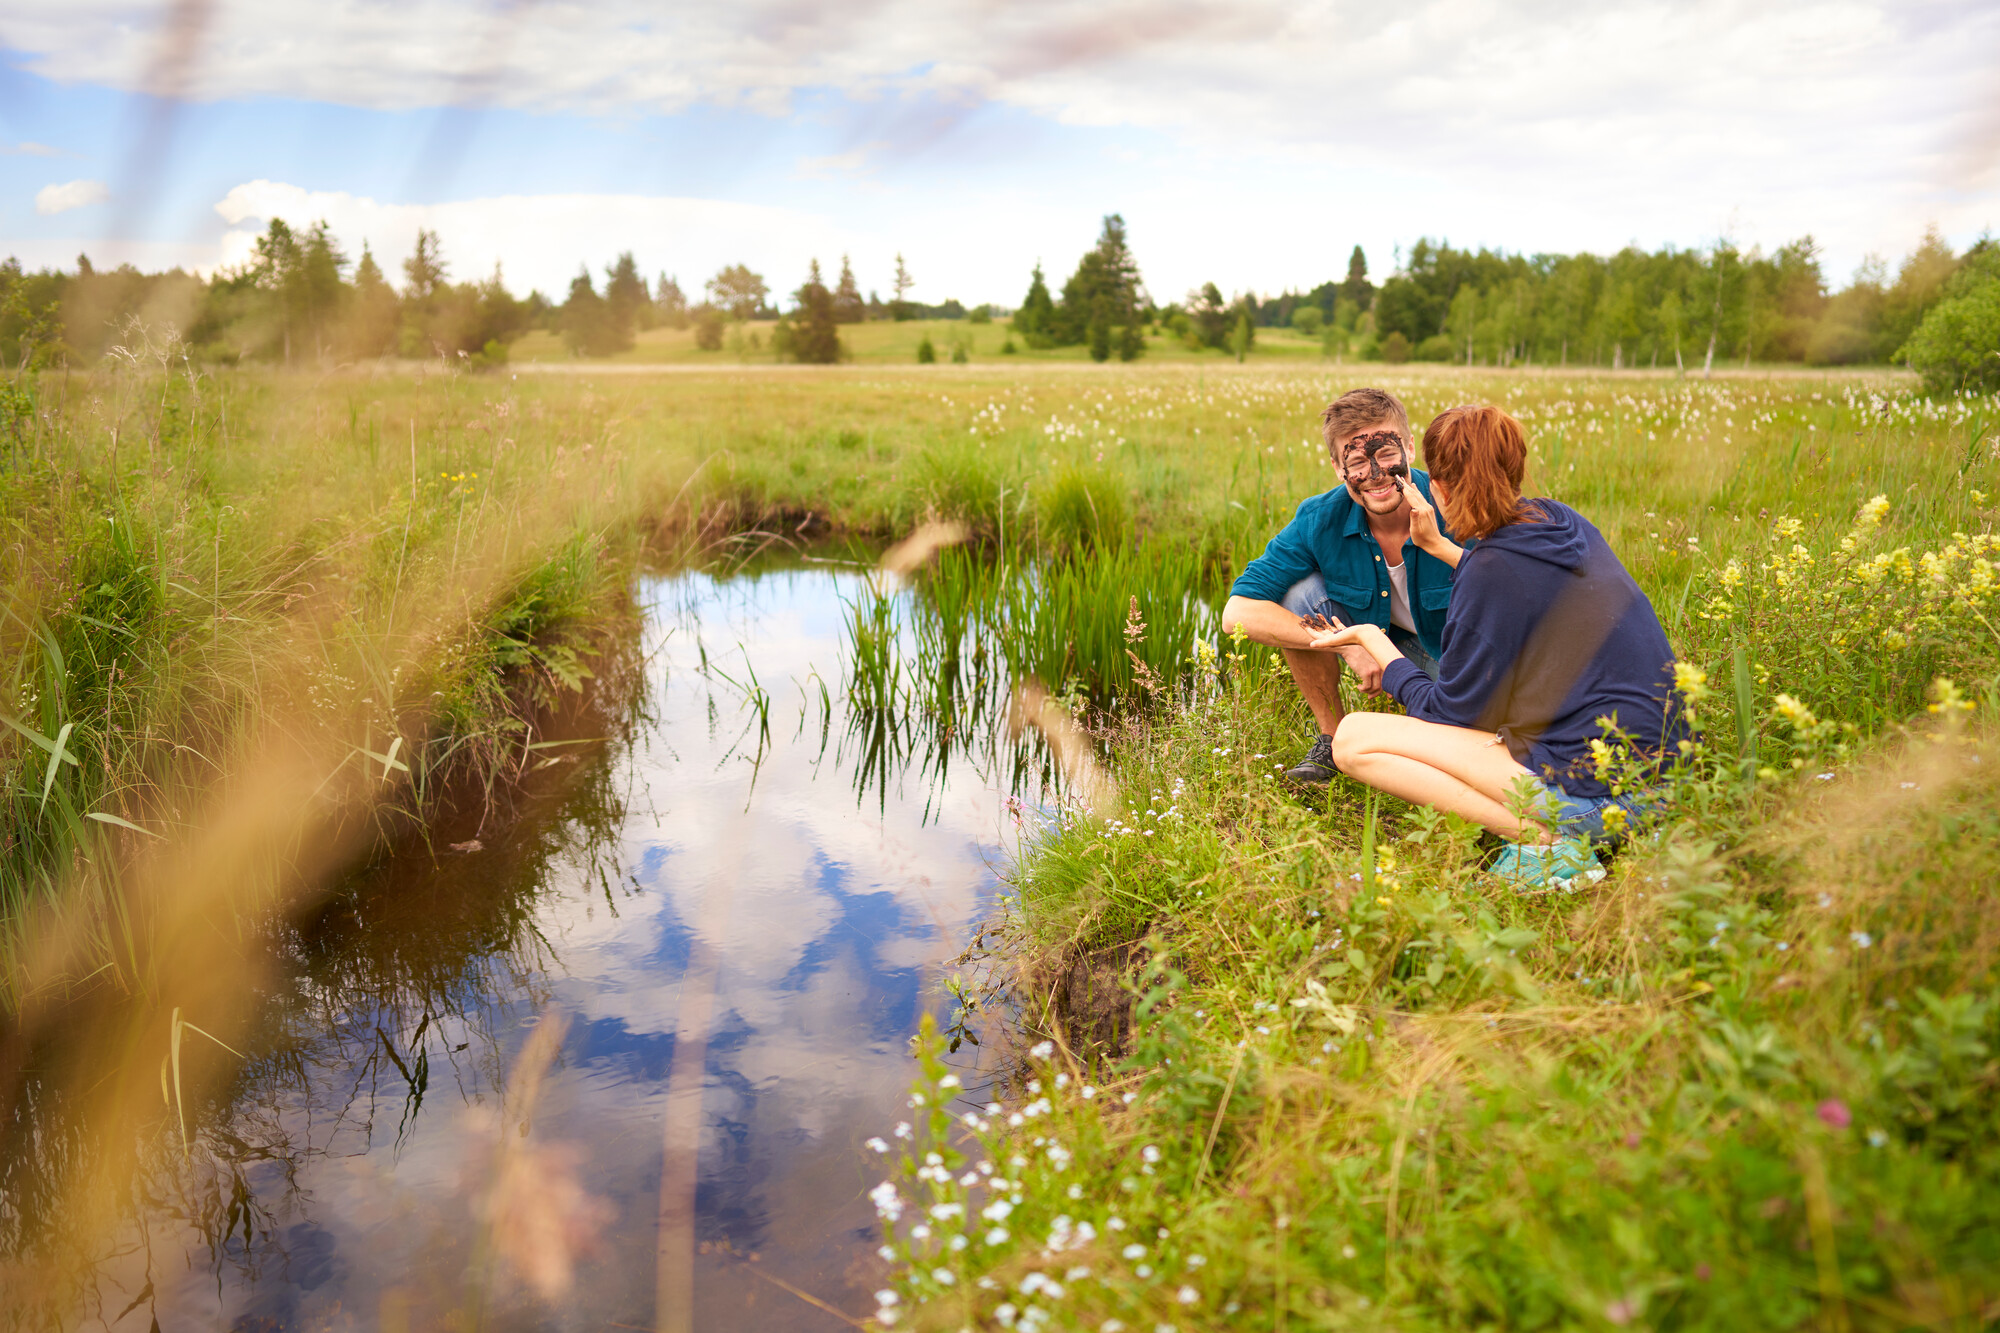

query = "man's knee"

[1278,573,1330,619]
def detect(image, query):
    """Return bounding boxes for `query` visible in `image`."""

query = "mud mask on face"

[1342,431,1409,486]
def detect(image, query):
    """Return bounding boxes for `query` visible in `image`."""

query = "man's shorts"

[1281,572,1441,681]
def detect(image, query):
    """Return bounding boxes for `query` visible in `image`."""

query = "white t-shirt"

[1385,557,1416,633]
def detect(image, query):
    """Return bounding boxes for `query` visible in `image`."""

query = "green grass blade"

[87,811,163,838]
[40,722,74,811]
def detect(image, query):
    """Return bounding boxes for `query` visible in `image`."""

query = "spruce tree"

[1341,245,1372,312]
[1015,264,1056,345]
[347,243,399,358]
[1088,318,1111,362]
[655,274,688,328]
[402,229,447,300]
[1055,214,1145,345]
[605,251,649,333]
[916,334,936,363]
[793,259,841,363]
[833,255,866,324]
[1117,321,1144,361]
[561,268,630,356]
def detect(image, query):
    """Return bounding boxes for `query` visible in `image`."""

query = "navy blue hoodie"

[1379,499,1687,798]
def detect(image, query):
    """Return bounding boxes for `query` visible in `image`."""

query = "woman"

[1307,404,1688,888]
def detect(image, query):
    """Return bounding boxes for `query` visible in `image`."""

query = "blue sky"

[5,0,1998,306]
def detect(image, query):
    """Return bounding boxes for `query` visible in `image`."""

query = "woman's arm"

[1397,477,1463,568]
[1306,621,1405,671]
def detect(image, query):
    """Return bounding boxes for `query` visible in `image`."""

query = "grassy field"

[862,372,2000,1332]
[4,356,1997,1327]
[509,317,1334,366]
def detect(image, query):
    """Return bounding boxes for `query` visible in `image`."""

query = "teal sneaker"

[1489,838,1605,893]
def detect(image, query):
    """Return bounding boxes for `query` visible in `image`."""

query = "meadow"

[508,317,1332,366]
[2,352,1996,1328]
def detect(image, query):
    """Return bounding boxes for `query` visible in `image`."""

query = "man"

[1220,386,1458,783]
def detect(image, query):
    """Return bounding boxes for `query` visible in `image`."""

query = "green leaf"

[87,810,163,837]
[1346,948,1368,972]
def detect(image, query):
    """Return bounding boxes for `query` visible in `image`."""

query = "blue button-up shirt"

[1228,469,1458,662]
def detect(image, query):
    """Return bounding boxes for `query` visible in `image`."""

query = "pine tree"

[1015,264,1056,346]
[1230,311,1253,362]
[655,274,688,329]
[1117,321,1145,361]
[1055,214,1145,345]
[346,244,399,358]
[1088,318,1111,362]
[916,334,936,363]
[605,251,649,332]
[298,220,347,360]
[793,259,841,363]
[892,253,915,321]
[402,229,447,301]
[561,268,629,357]
[1341,245,1372,313]
[833,255,866,324]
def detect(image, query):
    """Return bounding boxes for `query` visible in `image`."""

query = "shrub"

[1289,305,1325,337]
[1899,257,2000,394]
[1380,330,1410,363]
[1415,332,1456,362]
[692,307,724,351]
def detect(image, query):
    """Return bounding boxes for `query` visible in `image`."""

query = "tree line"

[2,213,1994,389]
[0,225,982,369]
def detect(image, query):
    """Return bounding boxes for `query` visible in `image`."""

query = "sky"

[3,0,1999,308]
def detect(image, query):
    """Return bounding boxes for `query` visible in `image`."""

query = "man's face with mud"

[1336,422,1411,516]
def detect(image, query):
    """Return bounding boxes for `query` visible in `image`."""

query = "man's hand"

[1339,643,1384,693]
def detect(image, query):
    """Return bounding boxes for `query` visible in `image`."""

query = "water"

[62,562,1044,1330]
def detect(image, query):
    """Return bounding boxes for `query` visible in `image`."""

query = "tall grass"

[3,353,1995,1325]
[858,373,2000,1332]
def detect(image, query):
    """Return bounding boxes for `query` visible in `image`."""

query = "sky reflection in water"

[108,564,1029,1330]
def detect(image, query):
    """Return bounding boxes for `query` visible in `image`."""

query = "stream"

[63,560,1045,1331]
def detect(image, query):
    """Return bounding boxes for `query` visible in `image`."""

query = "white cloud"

[34,178,110,215]
[10,2,1998,287]
[2,141,63,157]
[211,179,877,298]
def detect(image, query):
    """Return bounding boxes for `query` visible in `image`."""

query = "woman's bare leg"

[1330,712,1546,837]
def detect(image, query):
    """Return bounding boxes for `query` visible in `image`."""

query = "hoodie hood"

[1470,499,1589,573]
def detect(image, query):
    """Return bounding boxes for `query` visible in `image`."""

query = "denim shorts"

[1532,783,1664,846]
[1280,572,1441,681]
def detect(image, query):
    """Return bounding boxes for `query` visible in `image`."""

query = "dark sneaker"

[1284,733,1340,784]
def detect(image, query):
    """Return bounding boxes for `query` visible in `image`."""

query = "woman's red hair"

[1420,405,1543,541]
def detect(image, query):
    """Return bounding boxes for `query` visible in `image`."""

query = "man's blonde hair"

[1319,386,1411,453]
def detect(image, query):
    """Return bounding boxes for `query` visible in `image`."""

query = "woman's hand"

[1309,621,1402,662]
[1397,477,1464,568]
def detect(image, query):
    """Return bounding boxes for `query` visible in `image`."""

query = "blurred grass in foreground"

[3,353,1995,1326]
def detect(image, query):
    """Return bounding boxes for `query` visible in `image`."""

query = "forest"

[3,212,1997,389]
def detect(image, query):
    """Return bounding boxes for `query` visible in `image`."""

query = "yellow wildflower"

[1928,677,1974,717]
